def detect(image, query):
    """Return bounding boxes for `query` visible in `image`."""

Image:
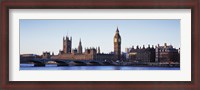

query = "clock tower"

[114,27,121,60]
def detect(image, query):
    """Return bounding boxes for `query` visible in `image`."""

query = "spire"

[116,26,119,33]
[114,26,121,39]
[79,38,81,45]
[98,46,100,54]
[78,38,82,54]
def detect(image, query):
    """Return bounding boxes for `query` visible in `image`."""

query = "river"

[20,64,180,70]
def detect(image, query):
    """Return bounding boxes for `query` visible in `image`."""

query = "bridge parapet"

[23,58,117,66]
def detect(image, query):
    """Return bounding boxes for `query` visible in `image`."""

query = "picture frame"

[0,0,199,90]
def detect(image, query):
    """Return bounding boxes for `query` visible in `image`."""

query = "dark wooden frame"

[0,0,199,90]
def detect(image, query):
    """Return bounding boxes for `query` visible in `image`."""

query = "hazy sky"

[20,19,180,55]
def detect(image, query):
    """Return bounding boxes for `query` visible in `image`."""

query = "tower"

[98,46,100,54]
[114,27,121,60]
[78,39,82,54]
[63,36,72,54]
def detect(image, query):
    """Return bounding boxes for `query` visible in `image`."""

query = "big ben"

[114,27,121,60]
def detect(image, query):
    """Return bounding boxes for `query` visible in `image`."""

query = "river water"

[20,64,180,70]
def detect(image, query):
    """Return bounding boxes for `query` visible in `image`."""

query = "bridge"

[23,58,115,67]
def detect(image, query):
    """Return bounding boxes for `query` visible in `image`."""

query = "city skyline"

[20,19,180,55]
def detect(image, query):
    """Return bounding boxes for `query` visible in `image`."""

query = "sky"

[20,19,180,55]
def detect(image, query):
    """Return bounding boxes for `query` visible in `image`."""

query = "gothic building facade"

[50,28,121,61]
[40,27,179,63]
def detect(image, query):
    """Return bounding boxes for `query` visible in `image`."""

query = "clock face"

[114,38,117,42]
[118,38,121,42]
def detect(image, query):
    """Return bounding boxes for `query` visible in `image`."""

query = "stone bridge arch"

[28,59,46,66]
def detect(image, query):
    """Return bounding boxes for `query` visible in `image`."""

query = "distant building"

[155,43,180,62]
[128,45,155,62]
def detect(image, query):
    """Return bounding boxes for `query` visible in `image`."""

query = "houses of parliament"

[48,27,121,61]
[41,27,179,63]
